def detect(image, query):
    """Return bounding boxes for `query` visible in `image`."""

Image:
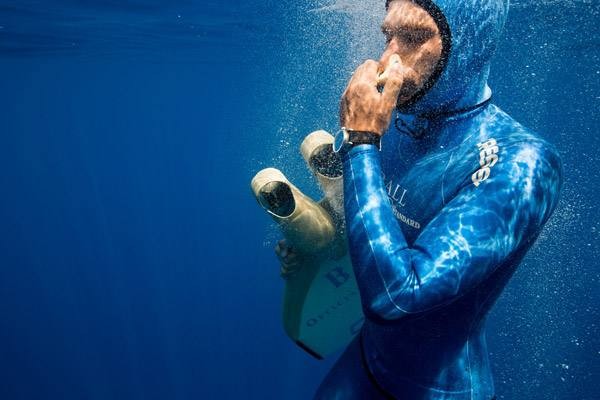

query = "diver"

[276,0,563,399]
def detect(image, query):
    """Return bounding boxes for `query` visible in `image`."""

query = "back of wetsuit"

[314,0,563,399]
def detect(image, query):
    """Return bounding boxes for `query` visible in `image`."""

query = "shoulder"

[469,105,563,222]
[479,105,562,178]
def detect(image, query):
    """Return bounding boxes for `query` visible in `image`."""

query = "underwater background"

[0,0,598,399]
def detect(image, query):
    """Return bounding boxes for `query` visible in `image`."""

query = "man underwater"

[277,0,563,398]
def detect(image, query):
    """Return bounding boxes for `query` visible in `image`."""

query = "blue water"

[0,1,598,399]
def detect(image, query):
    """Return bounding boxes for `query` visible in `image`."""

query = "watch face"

[333,129,345,153]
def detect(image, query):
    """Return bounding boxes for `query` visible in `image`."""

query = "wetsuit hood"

[387,0,509,114]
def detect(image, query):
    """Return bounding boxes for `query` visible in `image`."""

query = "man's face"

[379,0,443,105]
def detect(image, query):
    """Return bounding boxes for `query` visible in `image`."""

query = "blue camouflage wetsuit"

[314,0,563,399]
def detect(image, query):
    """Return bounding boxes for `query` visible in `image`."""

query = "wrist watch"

[333,127,381,154]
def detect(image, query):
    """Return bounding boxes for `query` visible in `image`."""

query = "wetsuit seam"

[441,149,454,206]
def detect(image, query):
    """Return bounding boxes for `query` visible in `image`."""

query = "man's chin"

[395,91,419,111]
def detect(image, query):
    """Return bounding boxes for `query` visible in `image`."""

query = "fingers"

[339,95,349,126]
[350,59,377,79]
[275,239,301,280]
[280,263,300,279]
[340,58,402,134]
[275,239,290,260]
[376,54,401,88]
[355,59,378,82]
[347,59,379,93]
[381,59,404,110]
[276,240,304,279]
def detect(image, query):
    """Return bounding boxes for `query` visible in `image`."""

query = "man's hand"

[275,239,302,279]
[340,56,404,136]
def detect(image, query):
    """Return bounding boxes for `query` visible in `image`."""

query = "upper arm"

[405,141,562,309]
[343,139,563,320]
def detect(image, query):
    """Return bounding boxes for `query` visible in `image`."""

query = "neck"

[394,85,492,139]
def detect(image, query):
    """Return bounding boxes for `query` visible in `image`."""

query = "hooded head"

[385,0,509,114]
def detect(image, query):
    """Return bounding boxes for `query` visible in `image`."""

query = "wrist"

[333,127,381,154]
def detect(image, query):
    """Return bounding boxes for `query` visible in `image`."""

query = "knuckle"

[355,81,373,93]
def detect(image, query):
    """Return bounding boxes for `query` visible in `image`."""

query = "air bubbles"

[312,0,386,64]
[511,0,592,9]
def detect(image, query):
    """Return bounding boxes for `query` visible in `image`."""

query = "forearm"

[342,144,417,320]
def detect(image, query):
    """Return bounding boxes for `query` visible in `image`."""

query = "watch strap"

[347,129,381,150]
